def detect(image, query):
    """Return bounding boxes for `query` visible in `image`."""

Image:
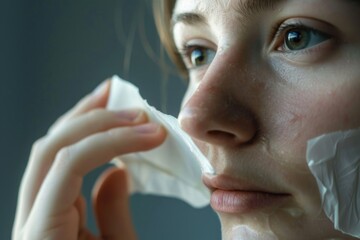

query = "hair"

[152,0,188,78]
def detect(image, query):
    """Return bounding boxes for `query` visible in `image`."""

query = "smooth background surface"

[0,0,221,239]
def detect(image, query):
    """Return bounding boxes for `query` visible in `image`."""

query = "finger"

[14,109,147,229]
[48,80,110,134]
[50,108,147,142]
[74,195,87,232]
[93,167,137,240]
[25,123,166,238]
[76,196,99,240]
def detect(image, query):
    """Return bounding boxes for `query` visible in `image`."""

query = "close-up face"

[170,0,360,239]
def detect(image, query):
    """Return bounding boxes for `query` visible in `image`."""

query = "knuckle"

[56,147,71,161]
[28,136,52,166]
[53,146,73,169]
[47,117,64,133]
[31,136,48,153]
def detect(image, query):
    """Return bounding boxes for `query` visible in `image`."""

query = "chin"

[217,210,355,240]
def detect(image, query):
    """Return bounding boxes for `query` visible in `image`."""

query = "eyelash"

[177,44,195,60]
[271,21,332,53]
[177,21,333,70]
[272,21,304,40]
[177,44,215,70]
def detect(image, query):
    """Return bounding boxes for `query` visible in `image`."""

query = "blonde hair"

[152,0,188,78]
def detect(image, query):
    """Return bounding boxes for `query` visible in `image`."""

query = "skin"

[12,0,360,240]
[12,81,167,240]
[173,0,360,239]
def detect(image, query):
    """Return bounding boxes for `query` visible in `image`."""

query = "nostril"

[207,130,236,141]
[179,107,257,146]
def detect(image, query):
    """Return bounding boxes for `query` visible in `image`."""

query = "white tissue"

[106,75,214,208]
[306,128,360,238]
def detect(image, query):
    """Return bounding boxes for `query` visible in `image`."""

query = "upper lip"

[202,173,288,195]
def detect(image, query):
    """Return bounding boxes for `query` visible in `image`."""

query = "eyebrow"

[172,0,284,28]
[171,12,207,28]
[235,0,284,18]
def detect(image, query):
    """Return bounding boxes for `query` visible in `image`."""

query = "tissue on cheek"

[106,76,214,208]
[306,128,360,238]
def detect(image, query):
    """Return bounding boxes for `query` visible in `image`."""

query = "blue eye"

[179,45,216,69]
[282,28,331,51]
[190,47,215,67]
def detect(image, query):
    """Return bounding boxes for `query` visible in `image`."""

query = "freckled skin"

[173,0,360,239]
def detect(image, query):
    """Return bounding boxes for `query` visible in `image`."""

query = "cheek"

[268,74,360,169]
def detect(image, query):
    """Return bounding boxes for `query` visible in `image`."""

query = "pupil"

[286,29,309,50]
[288,31,302,43]
[192,49,206,66]
[196,55,204,63]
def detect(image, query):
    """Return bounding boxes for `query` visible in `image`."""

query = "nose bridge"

[184,43,252,107]
[179,49,258,147]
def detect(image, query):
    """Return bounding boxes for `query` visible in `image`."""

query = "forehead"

[172,0,360,36]
[172,0,287,30]
[172,0,290,36]
[173,0,280,16]
[174,0,232,12]
[173,0,358,18]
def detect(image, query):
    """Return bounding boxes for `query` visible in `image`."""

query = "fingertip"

[160,125,168,139]
[134,123,167,138]
[92,167,129,204]
[131,123,168,151]
[153,124,168,145]
[157,125,168,145]
[92,80,110,97]
[93,167,137,240]
[133,122,161,134]
[91,80,111,107]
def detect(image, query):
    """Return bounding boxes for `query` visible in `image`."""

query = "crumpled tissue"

[106,75,214,208]
[306,128,360,238]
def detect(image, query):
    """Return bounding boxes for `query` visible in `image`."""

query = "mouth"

[202,174,291,214]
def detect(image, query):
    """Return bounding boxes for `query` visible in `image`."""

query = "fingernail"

[92,81,108,97]
[115,109,142,122]
[134,123,160,134]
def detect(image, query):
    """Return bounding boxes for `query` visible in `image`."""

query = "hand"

[12,80,167,240]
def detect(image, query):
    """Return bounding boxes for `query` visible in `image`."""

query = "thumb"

[92,166,137,240]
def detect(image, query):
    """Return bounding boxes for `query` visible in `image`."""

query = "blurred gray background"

[0,0,220,239]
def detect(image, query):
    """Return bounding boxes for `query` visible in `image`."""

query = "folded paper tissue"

[307,128,360,238]
[106,76,214,208]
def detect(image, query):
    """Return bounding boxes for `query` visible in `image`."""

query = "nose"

[179,57,258,147]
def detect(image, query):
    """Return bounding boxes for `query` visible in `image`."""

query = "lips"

[202,174,290,214]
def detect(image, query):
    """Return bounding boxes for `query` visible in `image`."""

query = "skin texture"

[12,81,167,240]
[173,0,360,239]
[12,0,360,240]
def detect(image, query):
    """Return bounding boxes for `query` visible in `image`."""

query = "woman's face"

[172,0,360,239]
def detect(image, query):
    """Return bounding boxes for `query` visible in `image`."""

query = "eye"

[272,19,334,54]
[280,28,331,52]
[179,45,216,69]
[270,19,338,63]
